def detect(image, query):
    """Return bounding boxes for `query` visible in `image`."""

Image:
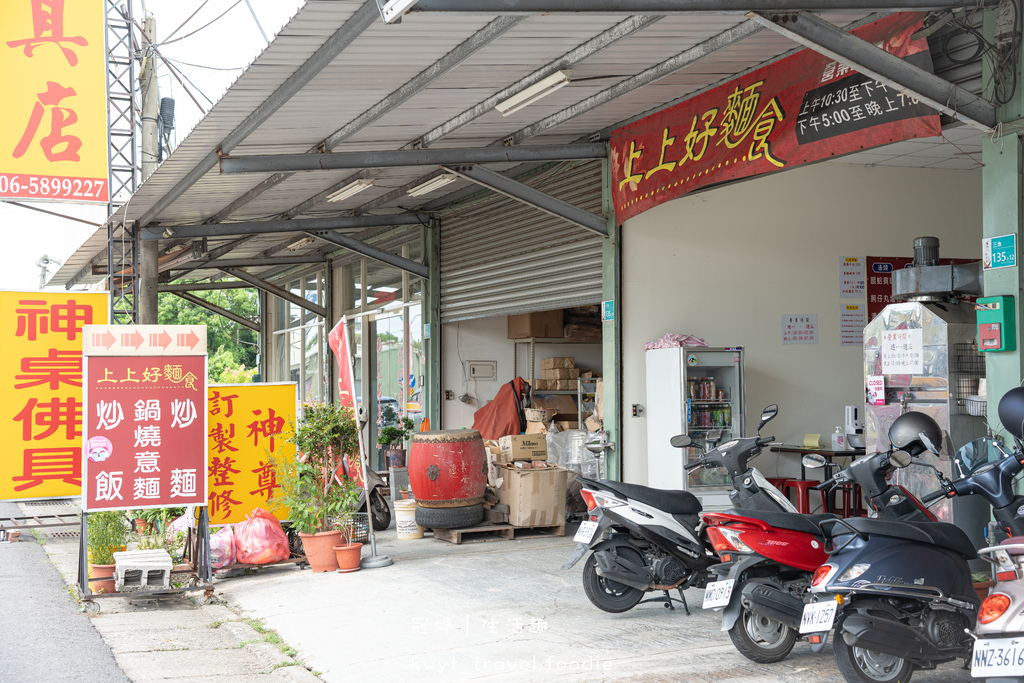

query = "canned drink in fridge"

[723,405,732,426]
[716,389,725,401]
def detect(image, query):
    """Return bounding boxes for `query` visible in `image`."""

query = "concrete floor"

[213,522,975,683]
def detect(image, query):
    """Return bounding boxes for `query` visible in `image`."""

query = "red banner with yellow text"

[611,13,939,223]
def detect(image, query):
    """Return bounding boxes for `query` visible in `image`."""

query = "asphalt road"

[0,502,128,683]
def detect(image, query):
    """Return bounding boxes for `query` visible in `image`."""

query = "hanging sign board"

[610,13,938,224]
[0,0,109,202]
[880,328,923,375]
[0,291,107,501]
[983,234,1017,270]
[207,383,297,525]
[81,325,207,512]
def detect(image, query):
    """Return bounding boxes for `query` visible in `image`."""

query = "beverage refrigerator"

[645,346,745,510]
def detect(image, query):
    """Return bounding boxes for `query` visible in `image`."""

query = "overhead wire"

[154,0,244,47]
[160,0,211,44]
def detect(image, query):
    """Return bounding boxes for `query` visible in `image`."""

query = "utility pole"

[139,12,159,324]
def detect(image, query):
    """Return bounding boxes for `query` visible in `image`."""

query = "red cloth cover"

[472,377,528,440]
[234,508,290,565]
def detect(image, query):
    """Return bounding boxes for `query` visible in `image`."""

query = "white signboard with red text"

[81,325,207,512]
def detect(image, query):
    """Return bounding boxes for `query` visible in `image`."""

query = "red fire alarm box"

[976,295,1016,352]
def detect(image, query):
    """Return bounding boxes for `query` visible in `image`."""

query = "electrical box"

[977,295,1016,352]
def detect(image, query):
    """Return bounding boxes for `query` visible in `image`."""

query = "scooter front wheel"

[728,606,797,663]
[581,551,643,613]
[370,488,391,531]
[834,639,913,683]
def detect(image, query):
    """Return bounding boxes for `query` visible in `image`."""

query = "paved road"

[0,501,129,683]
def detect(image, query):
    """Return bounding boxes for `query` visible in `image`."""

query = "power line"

[155,0,243,47]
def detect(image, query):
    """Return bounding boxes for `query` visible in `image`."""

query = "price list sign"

[81,326,207,512]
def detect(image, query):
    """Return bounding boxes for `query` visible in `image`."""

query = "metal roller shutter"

[439,161,605,323]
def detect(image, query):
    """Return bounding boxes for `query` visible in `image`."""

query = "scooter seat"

[1001,536,1024,555]
[834,517,977,560]
[721,508,836,539]
[593,480,702,514]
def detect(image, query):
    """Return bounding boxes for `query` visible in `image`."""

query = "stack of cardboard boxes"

[485,434,567,527]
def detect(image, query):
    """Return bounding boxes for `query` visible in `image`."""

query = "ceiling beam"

[305,230,430,278]
[165,235,259,280]
[408,0,985,12]
[205,16,524,223]
[220,267,328,318]
[141,214,422,241]
[749,11,996,132]
[219,143,609,174]
[182,255,326,269]
[172,292,260,331]
[135,0,380,228]
[442,164,608,235]
[160,281,253,292]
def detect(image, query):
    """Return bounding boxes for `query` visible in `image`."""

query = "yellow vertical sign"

[0,291,108,500]
[207,383,297,525]
[0,0,109,202]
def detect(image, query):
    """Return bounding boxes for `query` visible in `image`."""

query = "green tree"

[158,289,258,375]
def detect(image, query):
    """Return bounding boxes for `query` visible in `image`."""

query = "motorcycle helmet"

[998,387,1024,440]
[888,411,942,456]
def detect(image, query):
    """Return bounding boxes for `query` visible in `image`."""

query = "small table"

[769,445,866,514]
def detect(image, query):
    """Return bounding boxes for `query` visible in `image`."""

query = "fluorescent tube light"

[407,173,457,197]
[495,70,573,117]
[378,0,419,24]
[326,178,373,203]
[286,236,316,251]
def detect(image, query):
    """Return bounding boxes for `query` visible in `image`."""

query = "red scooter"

[701,411,941,663]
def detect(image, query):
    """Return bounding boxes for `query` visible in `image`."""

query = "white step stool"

[113,549,173,592]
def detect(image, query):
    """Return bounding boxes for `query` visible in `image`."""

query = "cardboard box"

[524,420,549,435]
[555,379,578,391]
[541,356,574,370]
[508,310,564,339]
[498,434,548,462]
[555,421,579,431]
[496,463,568,527]
[531,378,553,391]
[542,368,580,380]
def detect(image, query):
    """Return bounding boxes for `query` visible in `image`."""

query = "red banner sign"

[611,13,939,223]
[82,355,208,511]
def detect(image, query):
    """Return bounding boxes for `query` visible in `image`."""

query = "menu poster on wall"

[881,328,923,374]
[840,257,865,298]
[782,314,818,345]
[840,303,865,345]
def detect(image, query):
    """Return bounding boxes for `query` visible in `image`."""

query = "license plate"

[703,579,734,609]
[800,600,838,634]
[972,637,1024,677]
[574,520,599,544]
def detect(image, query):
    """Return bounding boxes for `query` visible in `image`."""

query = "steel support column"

[749,11,997,132]
[425,218,441,430]
[108,222,139,324]
[442,164,609,235]
[305,231,430,278]
[219,267,328,318]
[601,157,622,480]
[172,292,260,331]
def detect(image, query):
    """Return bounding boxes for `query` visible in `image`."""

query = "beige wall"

[622,162,982,486]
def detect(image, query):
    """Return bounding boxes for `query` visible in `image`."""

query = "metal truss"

[108,221,139,325]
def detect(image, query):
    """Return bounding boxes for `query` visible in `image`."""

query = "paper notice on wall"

[840,303,865,346]
[867,375,885,405]
[881,328,923,374]
[840,257,865,298]
[782,314,818,345]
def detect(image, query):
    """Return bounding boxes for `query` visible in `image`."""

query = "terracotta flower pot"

[386,449,407,468]
[334,543,363,573]
[975,579,996,602]
[298,530,343,573]
[135,519,151,535]
[88,563,117,594]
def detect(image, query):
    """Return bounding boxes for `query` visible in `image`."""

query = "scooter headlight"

[838,563,871,583]
[979,593,1012,625]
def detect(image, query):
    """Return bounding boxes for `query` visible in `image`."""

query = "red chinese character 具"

[208,454,241,486]
[249,460,280,502]
[13,81,82,162]
[11,447,80,491]
[13,396,81,441]
[15,348,81,390]
[247,408,285,452]
[6,0,88,66]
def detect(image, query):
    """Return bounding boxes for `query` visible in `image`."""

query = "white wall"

[622,163,982,486]
[441,316,604,429]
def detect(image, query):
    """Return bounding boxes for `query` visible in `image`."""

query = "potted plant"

[272,403,361,572]
[973,571,996,601]
[87,511,130,593]
[378,404,414,468]
[333,484,365,573]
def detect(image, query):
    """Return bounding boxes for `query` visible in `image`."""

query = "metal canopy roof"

[52,0,987,290]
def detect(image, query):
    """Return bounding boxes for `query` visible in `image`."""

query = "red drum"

[408,430,487,508]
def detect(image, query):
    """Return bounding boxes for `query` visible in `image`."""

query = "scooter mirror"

[919,431,940,455]
[890,450,913,468]
[758,405,778,430]
[670,434,692,449]
[801,453,827,469]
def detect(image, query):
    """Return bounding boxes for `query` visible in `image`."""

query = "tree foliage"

[158,289,258,380]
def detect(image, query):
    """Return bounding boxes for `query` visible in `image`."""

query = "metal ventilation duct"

[893,236,983,302]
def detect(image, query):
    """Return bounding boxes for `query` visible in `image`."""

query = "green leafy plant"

[271,403,362,535]
[377,404,414,450]
[87,511,131,565]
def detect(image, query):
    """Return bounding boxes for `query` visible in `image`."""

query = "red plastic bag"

[210,526,236,569]
[234,508,290,565]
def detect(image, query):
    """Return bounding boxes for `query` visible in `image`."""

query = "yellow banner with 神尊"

[207,383,297,525]
[0,0,109,202]
[0,291,108,501]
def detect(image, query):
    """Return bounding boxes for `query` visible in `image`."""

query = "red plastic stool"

[833,484,866,517]
[783,479,827,514]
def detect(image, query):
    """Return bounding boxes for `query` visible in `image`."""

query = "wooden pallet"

[432,522,565,544]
